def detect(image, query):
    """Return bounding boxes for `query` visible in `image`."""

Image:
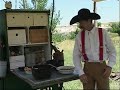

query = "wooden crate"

[29,29,48,43]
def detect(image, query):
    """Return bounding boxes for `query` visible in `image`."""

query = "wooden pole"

[93,1,96,13]
[93,1,97,26]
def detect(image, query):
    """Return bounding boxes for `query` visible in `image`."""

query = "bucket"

[0,61,7,78]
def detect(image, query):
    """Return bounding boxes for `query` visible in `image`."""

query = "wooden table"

[11,69,79,89]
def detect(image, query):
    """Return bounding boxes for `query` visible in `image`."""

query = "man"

[70,8,116,90]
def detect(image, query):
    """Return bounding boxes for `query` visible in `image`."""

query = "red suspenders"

[98,28,103,61]
[81,28,103,61]
[81,31,89,61]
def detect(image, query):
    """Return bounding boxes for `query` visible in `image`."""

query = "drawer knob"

[16,33,18,36]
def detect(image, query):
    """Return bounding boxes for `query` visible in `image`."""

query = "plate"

[57,66,74,74]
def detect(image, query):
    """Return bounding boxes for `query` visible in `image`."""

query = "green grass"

[57,39,120,90]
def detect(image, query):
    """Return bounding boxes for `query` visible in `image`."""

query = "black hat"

[70,8,101,25]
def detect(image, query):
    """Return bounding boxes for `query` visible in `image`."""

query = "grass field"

[56,39,120,90]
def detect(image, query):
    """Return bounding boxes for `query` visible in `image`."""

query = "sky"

[0,0,119,26]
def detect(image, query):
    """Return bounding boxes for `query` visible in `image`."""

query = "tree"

[97,22,101,27]
[19,0,31,9]
[19,0,61,34]
[49,5,61,33]
[109,22,120,36]
[31,0,48,10]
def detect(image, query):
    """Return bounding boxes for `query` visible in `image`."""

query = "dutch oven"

[32,64,52,80]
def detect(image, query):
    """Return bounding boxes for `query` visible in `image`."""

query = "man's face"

[79,19,90,30]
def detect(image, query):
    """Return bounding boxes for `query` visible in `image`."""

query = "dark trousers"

[83,61,109,90]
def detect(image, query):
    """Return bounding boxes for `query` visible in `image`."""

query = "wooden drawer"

[9,55,25,62]
[9,55,25,69]
[25,13,34,26]
[8,29,26,45]
[6,13,25,26]
[33,13,48,26]
[10,62,25,69]
[7,13,48,26]
[29,29,48,43]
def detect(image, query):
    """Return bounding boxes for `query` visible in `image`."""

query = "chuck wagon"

[0,9,79,90]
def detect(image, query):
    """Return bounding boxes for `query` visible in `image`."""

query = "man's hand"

[80,74,88,83]
[103,66,112,78]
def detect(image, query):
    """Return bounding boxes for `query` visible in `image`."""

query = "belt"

[84,60,106,64]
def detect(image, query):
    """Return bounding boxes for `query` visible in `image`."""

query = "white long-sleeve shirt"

[73,27,116,76]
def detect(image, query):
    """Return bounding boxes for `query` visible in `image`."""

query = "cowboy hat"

[70,8,101,25]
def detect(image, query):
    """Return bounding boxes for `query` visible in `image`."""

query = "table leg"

[51,83,63,90]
